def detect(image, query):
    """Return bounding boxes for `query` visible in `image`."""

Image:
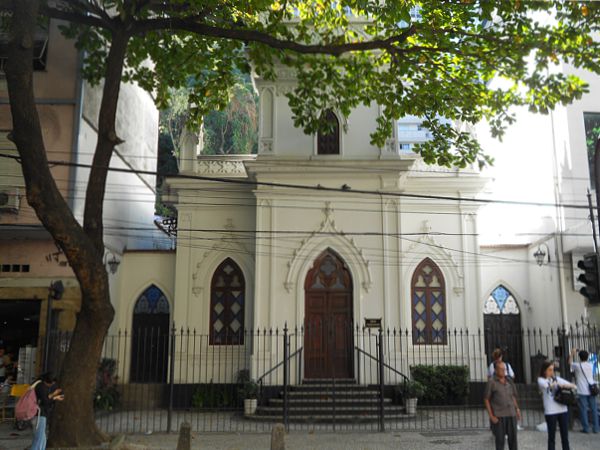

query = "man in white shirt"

[569,348,599,433]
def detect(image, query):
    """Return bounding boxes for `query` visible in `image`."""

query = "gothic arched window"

[131,285,170,382]
[210,258,245,345]
[317,110,340,155]
[483,285,520,315]
[411,258,447,345]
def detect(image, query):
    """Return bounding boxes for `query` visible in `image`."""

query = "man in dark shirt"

[484,361,521,450]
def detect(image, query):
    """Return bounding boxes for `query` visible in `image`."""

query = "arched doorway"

[130,285,170,383]
[304,249,353,379]
[483,285,524,382]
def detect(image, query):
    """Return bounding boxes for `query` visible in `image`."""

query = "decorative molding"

[191,219,251,297]
[274,68,298,80]
[284,202,372,293]
[404,221,465,293]
[385,138,396,154]
[275,83,296,96]
[196,159,248,176]
[259,139,274,153]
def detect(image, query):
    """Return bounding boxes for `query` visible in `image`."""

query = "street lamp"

[103,251,120,274]
[534,243,551,267]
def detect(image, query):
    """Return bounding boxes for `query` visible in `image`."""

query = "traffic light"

[577,254,600,305]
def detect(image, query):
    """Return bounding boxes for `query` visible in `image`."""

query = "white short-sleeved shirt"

[571,362,596,396]
[537,376,570,415]
[488,361,515,379]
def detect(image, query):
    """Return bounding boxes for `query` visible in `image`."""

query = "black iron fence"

[44,321,600,434]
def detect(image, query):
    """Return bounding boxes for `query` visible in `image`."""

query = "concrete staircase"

[251,379,409,423]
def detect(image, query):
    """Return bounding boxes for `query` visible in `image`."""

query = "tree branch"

[133,18,418,56]
[40,3,112,30]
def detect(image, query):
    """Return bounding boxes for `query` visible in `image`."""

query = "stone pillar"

[270,423,285,450]
[176,422,191,450]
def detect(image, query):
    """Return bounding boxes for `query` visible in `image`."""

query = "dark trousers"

[545,412,570,450]
[491,416,518,450]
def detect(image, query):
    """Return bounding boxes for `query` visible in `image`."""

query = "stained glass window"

[317,110,340,155]
[483,285,520,315]
[304,250,352,290]
[411,258,446,345]
[210,258,245,345]
[134,285,170,314]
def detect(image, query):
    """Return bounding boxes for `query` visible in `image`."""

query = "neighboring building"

[476,59,600,330]
[0,18,165,374]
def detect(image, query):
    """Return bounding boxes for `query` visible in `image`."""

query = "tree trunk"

[5,0,128,445]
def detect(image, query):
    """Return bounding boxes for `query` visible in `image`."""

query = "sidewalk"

[2,422,599,449]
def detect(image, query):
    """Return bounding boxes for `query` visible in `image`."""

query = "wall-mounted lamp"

[103,251,120,274]
[533,243,551,267]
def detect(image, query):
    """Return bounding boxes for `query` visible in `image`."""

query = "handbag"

[552,378,578,406]
[580,363,599,397]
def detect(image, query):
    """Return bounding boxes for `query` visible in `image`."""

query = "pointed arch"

[483,283,524,382]
[411,258,447,345]
[131,285,170,382]
[483,284,520,315]
[210,258,245,345]
[317,109,340,155]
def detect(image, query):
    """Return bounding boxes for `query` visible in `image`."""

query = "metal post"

[587,190,598,254]
[43,288,53,373]
[283,323,289,430]
[377,328,385,432]
[167,323,176,433]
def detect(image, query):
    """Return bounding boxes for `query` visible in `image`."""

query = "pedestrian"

[31,372,64,450]
[488,348,516,379]
[0,347,7,383]
[484,361,521,450]
[568,348,599,433]
[538,360,576,450]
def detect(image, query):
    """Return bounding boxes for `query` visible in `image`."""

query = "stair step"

[269,398,392,406]
[302,378,356,385]
[256,405,405,415]
[290,385,379,392]
[246,412,413,423]
[285,391,381,399]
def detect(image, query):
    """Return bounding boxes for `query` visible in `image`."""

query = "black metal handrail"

[355,346,409,384]
[256,347,303,386]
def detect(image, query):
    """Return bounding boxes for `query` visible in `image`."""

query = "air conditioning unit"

[0,188,19,213]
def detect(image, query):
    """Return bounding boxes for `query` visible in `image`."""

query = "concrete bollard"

[270,423,286,450]
[176,422,192,450]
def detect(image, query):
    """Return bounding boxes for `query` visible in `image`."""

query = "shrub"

[94,358,120,411]
[410,365,470,405]
[401,380,426,399]
[191,382,237,409]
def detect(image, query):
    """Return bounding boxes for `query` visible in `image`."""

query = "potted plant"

[237,369,259,415]
[402,380,425,415]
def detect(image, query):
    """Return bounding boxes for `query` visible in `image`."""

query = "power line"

[0,153,590,210]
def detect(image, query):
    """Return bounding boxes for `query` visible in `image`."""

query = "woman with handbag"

[538,361,577,450]
[569,348,599,433]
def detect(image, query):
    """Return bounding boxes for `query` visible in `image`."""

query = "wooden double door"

[304,250,354,379]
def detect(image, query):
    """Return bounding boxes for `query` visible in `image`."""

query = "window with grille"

[411,258,447,344]
[210,258,245,345]
[317,110,340,155]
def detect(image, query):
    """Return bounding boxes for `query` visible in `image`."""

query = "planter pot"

[405,397,418,415]
[244,398,257,416]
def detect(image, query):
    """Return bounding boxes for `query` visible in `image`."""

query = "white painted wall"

[74,81,167,252]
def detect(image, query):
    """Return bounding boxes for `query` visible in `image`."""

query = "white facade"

[160,70,487,337]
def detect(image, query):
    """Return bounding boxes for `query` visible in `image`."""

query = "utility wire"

[0,153,590,210]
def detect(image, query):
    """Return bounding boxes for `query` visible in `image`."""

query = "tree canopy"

[51,0,600,168]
